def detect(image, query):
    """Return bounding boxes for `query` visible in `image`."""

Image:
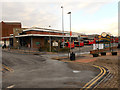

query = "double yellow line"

[2,64,14,72]
[81,65,107,89]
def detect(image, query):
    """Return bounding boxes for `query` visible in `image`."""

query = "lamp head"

[67,12,71,14]
[61,6,63,8]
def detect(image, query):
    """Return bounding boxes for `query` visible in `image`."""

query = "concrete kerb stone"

[2,48,59,55]
[54,54,98,63]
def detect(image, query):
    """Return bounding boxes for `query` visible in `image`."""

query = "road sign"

[93,44,103,50]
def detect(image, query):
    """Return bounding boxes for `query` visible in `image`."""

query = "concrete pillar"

[13,28,22,48]
[31,37,33,49]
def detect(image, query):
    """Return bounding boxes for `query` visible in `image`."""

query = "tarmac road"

[2,51,99,88]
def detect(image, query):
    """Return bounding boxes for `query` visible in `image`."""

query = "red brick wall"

[0,22,2,38]
[32,37,44,49]
[1,21,21,37]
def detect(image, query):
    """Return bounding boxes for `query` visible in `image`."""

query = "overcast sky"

[0,0,119,36]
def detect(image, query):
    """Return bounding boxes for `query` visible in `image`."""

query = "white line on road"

[7,85,15,88]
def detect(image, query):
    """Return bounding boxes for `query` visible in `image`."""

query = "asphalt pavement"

[2,51,99,88]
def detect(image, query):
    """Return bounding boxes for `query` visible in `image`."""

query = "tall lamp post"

[78,35,80,56]
[111,34,113,52]
[49,25,51,52]
[67,12,71,54]
[108,33,112,51]
[61,6,65,48]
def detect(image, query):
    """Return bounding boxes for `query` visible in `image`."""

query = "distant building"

[0,21,21,46]
[1,21,21,37]
[1,21,85,50]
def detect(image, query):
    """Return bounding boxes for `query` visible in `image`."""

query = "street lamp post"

[98,35,99,53]
[108,33,112,51]
[111,35,113,52]
[49,25,51,52]
[61,6,64,48]
[67,12,71,54]
[78,35,80,56]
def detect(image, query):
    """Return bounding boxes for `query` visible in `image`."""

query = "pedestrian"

[2,43,4,49]
[8,44,11,51]
[4,43,6,48]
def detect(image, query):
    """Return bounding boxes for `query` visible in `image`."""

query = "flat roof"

[23,29,68,34]
[15,34,78,38]
[1,21,21,24]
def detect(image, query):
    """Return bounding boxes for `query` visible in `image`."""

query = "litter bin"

[117,44,120,48]
[70,52,75,61]
[111,52,117,55]
[92,53,99,57]
[101,52,106,56]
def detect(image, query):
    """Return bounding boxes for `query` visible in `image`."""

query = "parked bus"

[84,39,95,45]
[60,42,75,48]
[74,41,84,47]
[65,42,75,48]
[110,37,118,43]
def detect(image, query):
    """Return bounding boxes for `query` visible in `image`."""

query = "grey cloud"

[2,0,118,35]
[0,2,2,21]
[2,2,62,29]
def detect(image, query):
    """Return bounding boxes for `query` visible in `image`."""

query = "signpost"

[93,44,103,50]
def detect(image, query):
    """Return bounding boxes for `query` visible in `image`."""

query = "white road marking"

[7,85,15,88]
[73,70,81,73]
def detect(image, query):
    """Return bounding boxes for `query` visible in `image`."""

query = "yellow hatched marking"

[2,65,14,72]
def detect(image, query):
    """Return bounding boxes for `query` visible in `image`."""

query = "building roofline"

[15,34,78,38]
[22,29,68,34]
[1,21,21,24]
